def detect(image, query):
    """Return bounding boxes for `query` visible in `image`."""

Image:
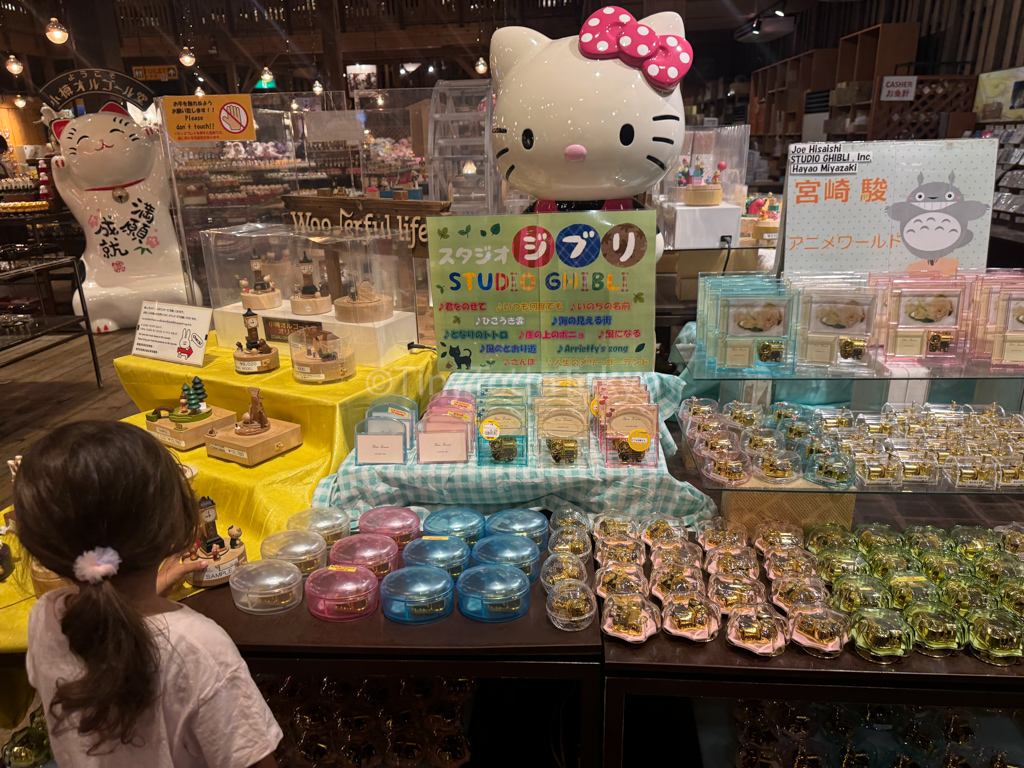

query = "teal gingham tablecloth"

[311,372,717,524]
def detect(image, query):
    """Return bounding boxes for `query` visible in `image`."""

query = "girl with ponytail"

[15,421,281,767]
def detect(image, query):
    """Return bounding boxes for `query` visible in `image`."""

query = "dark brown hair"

[14,421,198,752]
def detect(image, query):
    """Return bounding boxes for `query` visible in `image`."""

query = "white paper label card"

[356,433,406,464]
[132,301,213,367]
[418,432,468,464]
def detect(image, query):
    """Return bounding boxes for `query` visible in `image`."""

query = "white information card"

[131,301,213,367]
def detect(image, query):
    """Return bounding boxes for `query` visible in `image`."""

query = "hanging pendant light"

[14,95,26,109]
[474,57,488,75]
[45,18,69,45]
[179,47,196,67]
[312,79,323,95]
[194,86,205,97]
[290,99,299,111]
[5,55,23,75]
[260,66,274,83]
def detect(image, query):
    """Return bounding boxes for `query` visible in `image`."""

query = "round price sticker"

[480,419,501,441]
[627,429,650,452]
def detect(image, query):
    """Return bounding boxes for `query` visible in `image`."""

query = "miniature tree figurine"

[198,496,225,554]
[185,385,202,414]
[229,526,242,549]
[191,376,207,405]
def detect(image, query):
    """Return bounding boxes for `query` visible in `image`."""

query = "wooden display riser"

[204,418,303,467]
[334,295,394,323]
[233,347,280,374]
[145,406,237,451]
[241,290,282,310]
[291,355,353,384]
[290,295,333,315]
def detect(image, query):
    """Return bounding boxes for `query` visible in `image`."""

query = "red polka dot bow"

[578,6,693,91]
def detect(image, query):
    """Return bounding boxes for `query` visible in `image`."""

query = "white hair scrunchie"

[73,547,122,584]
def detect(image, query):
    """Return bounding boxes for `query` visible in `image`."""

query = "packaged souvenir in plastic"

[940,575,998,615]
[696,518,750,551]
[592,512,639,541]
[868,546,921,580]
[727,603,788,657]
[704,546,759,580]
[771,575,830,614]
[764,547,817,580]
[601,592,660,643]
[603,403,659,469]
[594,563,649,599]
[805,524,858,555]
[904,600,967,657]
[850,608,913,664]
[965,607,1024,665]
[649,564,704,603]
[547,526,593,561]
[662,592,721,642]
[595,536,645,567]
[707,573,766,616]
[855,523,905,554]
[788,602,849,658]
[830,574,891,613]
[816,547,870,585]
[546,579,597,632]
[640,516,688,548]
[540,553,587,594]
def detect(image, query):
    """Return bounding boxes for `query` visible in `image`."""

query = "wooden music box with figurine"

[289,253,332,315]
[239,253,282,310]
[144,376,237,451]
[187,496,247,588]
[334,279,394,324]
[203,387,302,466]
[681,159,726,207]
[233,309,280,374]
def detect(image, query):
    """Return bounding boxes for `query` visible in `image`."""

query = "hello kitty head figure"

[491,7,691,201]
[50,103,156,190]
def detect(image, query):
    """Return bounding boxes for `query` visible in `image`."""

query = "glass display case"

[201,223,421,367]
[655,124,751,249]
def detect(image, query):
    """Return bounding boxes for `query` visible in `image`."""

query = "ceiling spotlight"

[260,66,274,83]
[14,95,26,109]
[774,4,786,16]
[475,57,488,75]
[400,67,406,75]
[312,80,323,95]
[290,99,299,111]
[5,55,22,75]
[194,87,205,97]
[45,17,68,44]
[403,62,421,72]
[428,65,435,74]
[752,16,762,34]
[179,46,196,67]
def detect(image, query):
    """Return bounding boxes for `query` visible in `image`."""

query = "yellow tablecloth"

[0,344,442,653]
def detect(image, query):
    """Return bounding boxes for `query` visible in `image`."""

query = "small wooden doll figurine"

[188,538,200,561]
[229,526,242,549]
[211,544,221,562]
[712,161,726,185]
[238,277,250,294]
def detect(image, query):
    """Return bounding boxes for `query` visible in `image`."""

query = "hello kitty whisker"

[646,156,667,171]
[505,165,515,180]
[652,137,674,144]
[652,115,680,121]
[496,148,509,159]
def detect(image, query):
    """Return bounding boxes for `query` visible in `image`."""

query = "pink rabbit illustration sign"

[48,102,198,332]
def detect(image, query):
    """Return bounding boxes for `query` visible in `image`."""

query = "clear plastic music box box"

[202,222,421,368]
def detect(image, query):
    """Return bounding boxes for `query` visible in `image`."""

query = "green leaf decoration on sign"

[440,351,447,358]
[480,229,487,237]
[633,292,645,303]
[437,227,449,239]
[635,343,646,353]
[435,284,445,295]
[486,359,496,365]
[458,225,471,236]
[490,223,501,235]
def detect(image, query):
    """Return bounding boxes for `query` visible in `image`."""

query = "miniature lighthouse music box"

[290,253,332,315]
[203,387,302,466]
[233,309,280,374]
[240,253,282,310]
[144,376,236,450]
[187,496,247,588]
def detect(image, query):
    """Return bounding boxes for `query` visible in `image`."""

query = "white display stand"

[660,201,742,249]
[214,302,416,368]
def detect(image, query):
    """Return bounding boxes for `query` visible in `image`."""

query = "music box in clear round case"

[379,565,455,625]
[457,564,531,623]
[546,579,598,632]
[422,507,486,546]
[285,507,352,546]
[305,565,380,622]
[472,534,541,581]
[260,530,328,576]
[400,535,471,579]
[229,559,304,615]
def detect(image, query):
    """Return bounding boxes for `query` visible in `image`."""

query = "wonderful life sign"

[427,210,656,373]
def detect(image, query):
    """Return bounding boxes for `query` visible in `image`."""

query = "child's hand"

[157,550,209,597]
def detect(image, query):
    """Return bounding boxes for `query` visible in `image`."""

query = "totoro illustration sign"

[783,139,997,272]
[428,211,656,374]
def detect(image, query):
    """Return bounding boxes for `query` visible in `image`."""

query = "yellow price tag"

[480,419,501,440]
[423,535,450,541]
[329,565,357,572]
[627,429,650,452]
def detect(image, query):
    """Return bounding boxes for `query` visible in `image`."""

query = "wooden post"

[318,0,345,93]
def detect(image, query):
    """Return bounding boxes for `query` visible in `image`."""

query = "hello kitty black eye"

[522,129,534,150]
[619,124,634,146]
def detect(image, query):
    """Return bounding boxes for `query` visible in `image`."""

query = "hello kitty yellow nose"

[564,144,587,162]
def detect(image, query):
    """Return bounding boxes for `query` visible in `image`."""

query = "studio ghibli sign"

[428,211,656,374]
